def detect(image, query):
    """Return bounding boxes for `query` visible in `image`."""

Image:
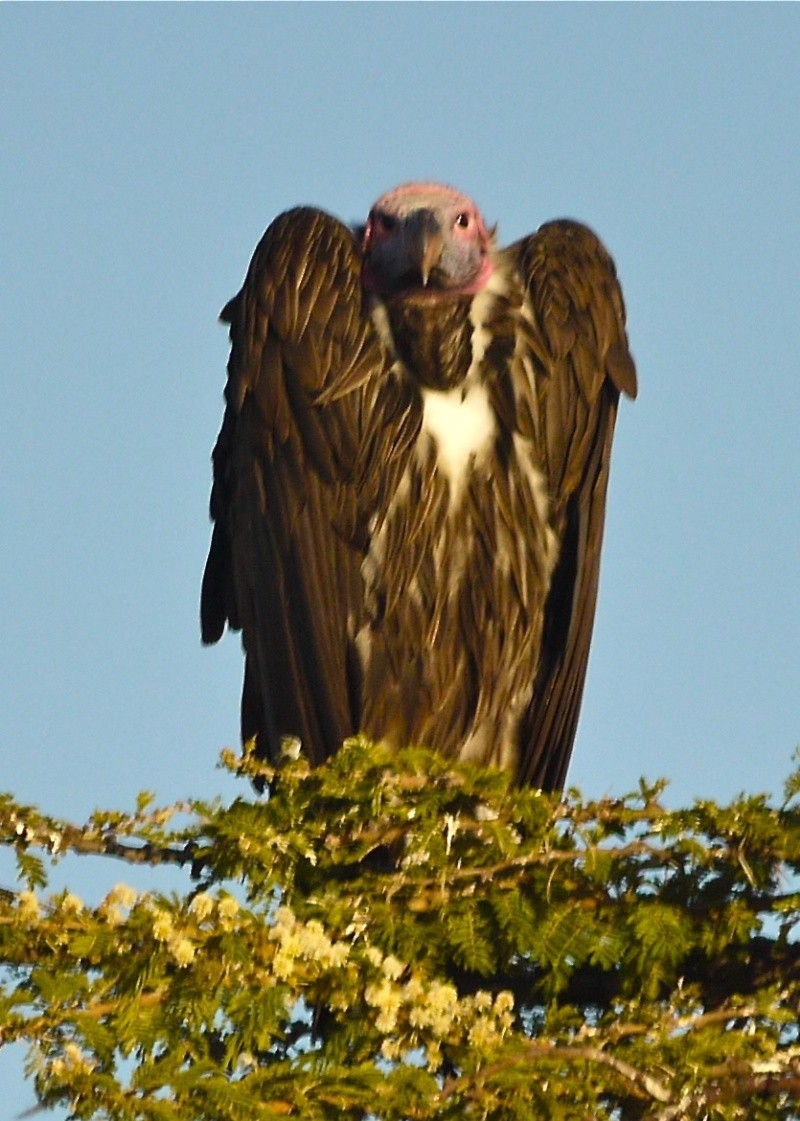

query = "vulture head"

[361,182,495,298]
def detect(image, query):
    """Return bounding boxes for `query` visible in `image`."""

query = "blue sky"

[2,4,799,1112]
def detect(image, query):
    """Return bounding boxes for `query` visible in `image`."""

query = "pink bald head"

[361,182,495,298]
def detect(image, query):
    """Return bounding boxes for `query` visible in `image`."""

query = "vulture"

[201,182,637,791]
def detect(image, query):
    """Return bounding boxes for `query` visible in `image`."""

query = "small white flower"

[218,894,240,923]
[272,905,295,930]
[326,942,350,968]
[280,736,302,760]
[168,936,195,967]
[365,945,384,968]
[425,1042,442,1070]
[17,890,40,920]
[62,1042,96,1072]
[381,954,405,980]
[151,911,174,942]
[107,883,138,910]
[381,1038,402,1061]
[468,1017,499,1049]
[495,990,514,1015]
[189,892,214,921]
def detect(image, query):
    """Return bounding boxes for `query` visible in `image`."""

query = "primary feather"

[201,183,637,790]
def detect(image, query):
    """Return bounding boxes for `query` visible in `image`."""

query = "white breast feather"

[420,383,495,505]
[417,269,510,507]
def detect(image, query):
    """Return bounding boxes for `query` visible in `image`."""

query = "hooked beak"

[405,209,444,287]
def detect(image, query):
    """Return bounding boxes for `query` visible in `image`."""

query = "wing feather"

[508,220,637,789]
[201,207,388,765]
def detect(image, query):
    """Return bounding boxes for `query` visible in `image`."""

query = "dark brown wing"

[201,207,388,765]
[508,220,637,789]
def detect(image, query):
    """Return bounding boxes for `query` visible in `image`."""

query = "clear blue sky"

[2,4,799,1112]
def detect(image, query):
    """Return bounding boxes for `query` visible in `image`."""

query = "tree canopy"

[2,740,800,1120]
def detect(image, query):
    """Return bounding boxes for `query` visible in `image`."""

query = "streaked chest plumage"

[358,266,560,767]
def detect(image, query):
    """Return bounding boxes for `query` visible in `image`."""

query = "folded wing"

[509,220,637,789]
[201,208,389,765]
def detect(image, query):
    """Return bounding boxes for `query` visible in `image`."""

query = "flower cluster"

[363,947,515,1068]
[48,1041,96,1079]
[190,890,240,930]
[268,905,351,982]
[98,882,138,926]
[16,889,40,921]
[149,905,195,968]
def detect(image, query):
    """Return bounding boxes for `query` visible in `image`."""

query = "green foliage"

[1,740,799,1119]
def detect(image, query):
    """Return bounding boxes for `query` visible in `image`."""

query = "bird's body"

[202,184,636,790]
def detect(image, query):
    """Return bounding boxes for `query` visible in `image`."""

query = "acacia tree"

[2,739,800,1120]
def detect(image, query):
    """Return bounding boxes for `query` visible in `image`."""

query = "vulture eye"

[455,212,471,229]
[376,211,397,233]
